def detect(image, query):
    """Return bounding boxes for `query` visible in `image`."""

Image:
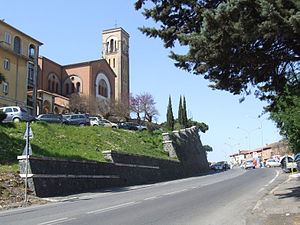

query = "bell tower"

[102,27,129,104]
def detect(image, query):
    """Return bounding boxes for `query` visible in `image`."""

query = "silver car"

[241,160,256,169]
[0,106,34,122]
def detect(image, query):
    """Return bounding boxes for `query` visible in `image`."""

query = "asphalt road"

[0,168,284,225]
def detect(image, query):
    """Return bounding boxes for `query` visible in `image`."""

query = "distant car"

[211,163,223,171]
[0,106,35,122]
[36,114,67,124]
[265,159,281,167]
[223,163,230,170]
[99,119,118,129]
[241,160,255,169]
[125,122,147,131]
[117,122,129,129]
[89,117,101,126]
[63,114,90,126]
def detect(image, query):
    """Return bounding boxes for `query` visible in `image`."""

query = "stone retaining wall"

[18,126,209,197]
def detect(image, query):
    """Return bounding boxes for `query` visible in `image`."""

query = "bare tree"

[130,93,159,123]
[108,98,130,121]
[68,93,87,113]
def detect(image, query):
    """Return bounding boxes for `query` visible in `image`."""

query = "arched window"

[110,39,114,53]
[48,80,51,91]
[71,83,75,93]
[76,82,81,93]
[13,36,21,54]
[56,83,59,93]
[29,44,35,59]
[52,81,55,92]
[65,84,69,94]
[98,79,108,97]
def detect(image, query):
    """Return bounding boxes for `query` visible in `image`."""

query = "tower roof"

[102,27,130,38]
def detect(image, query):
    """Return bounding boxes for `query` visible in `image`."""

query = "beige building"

[229,140,290,165]
[0,20,42,111]
[102,28,129,104]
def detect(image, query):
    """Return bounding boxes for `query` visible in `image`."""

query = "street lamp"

[236,126,260,150]
[245,115,267,165]
[245,115,266,149]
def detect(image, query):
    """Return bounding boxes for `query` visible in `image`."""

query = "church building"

[33,27,130,115]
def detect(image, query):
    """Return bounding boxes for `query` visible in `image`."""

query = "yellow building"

[0,20,42,113]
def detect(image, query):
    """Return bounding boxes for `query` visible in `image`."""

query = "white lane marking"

[163,189,187,196]
[144,196,160,201]
[265,170,280,187]
[258,188,264,193]
[87,201,137,214]
[38,217,75,225]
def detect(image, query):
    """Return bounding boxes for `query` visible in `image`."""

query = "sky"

[2,0,283,162]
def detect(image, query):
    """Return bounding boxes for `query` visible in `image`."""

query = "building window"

[113,58,115,68]
[56,83,58,93]
[27,63,34,83]
[29,44,36,59]
[5,32,11,44]
[4,58,10,70]
[76,82,80,93]
[13,36,21,54]
[98,79,108,97]
[3,82,8,94]
[48,80,51,91]
[52,81,55,92]
[71,83,75,93]
[65,83,69,94]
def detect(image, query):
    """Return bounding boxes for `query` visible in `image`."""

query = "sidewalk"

[252,172,300,225]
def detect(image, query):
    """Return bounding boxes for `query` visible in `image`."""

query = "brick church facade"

[33,27,130,115]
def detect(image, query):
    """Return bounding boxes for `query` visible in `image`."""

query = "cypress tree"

[166,96,174,130]
[182,96,188,128]
[178,96,183,126]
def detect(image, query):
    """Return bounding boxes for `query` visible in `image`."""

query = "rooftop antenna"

[114,20,118,28]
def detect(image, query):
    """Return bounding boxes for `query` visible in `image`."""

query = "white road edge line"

[163,189,187,196]
[87,201,137,214]
[38,217,74,225]
[144,196,159,201]
[265,170,280,187]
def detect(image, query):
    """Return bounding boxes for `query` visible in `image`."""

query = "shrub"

[0,110,7,123]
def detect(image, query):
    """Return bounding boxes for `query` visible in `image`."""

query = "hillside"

[0,122,171,209]
[0,122,170,171]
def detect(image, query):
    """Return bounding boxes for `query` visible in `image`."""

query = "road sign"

[287,162,297,169]
[23,124,34,139]
[22,143,32,156]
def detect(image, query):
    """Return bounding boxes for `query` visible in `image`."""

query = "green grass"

[0,122,171,172]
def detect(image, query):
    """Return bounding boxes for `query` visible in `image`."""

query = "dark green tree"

[166,95,174,130]
[178,96,183,126]
[135,0,299,150]
[135,0,299,101]
[203,145,213,153]
[182,96,188,128]
[268,84,300,153]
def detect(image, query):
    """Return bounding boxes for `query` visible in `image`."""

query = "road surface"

[0,168,284,225]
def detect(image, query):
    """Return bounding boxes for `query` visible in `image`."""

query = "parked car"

[241,160,255,169]
[0,106,35,122]
[89,117,101,126]
[124,122,147,131]
[265,159,281,167]
[63,114,90,126]
[36,114,68,124]
[99,119,118,128]
[211,163,223,171]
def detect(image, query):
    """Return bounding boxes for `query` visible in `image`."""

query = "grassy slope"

[0,122,170,172]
